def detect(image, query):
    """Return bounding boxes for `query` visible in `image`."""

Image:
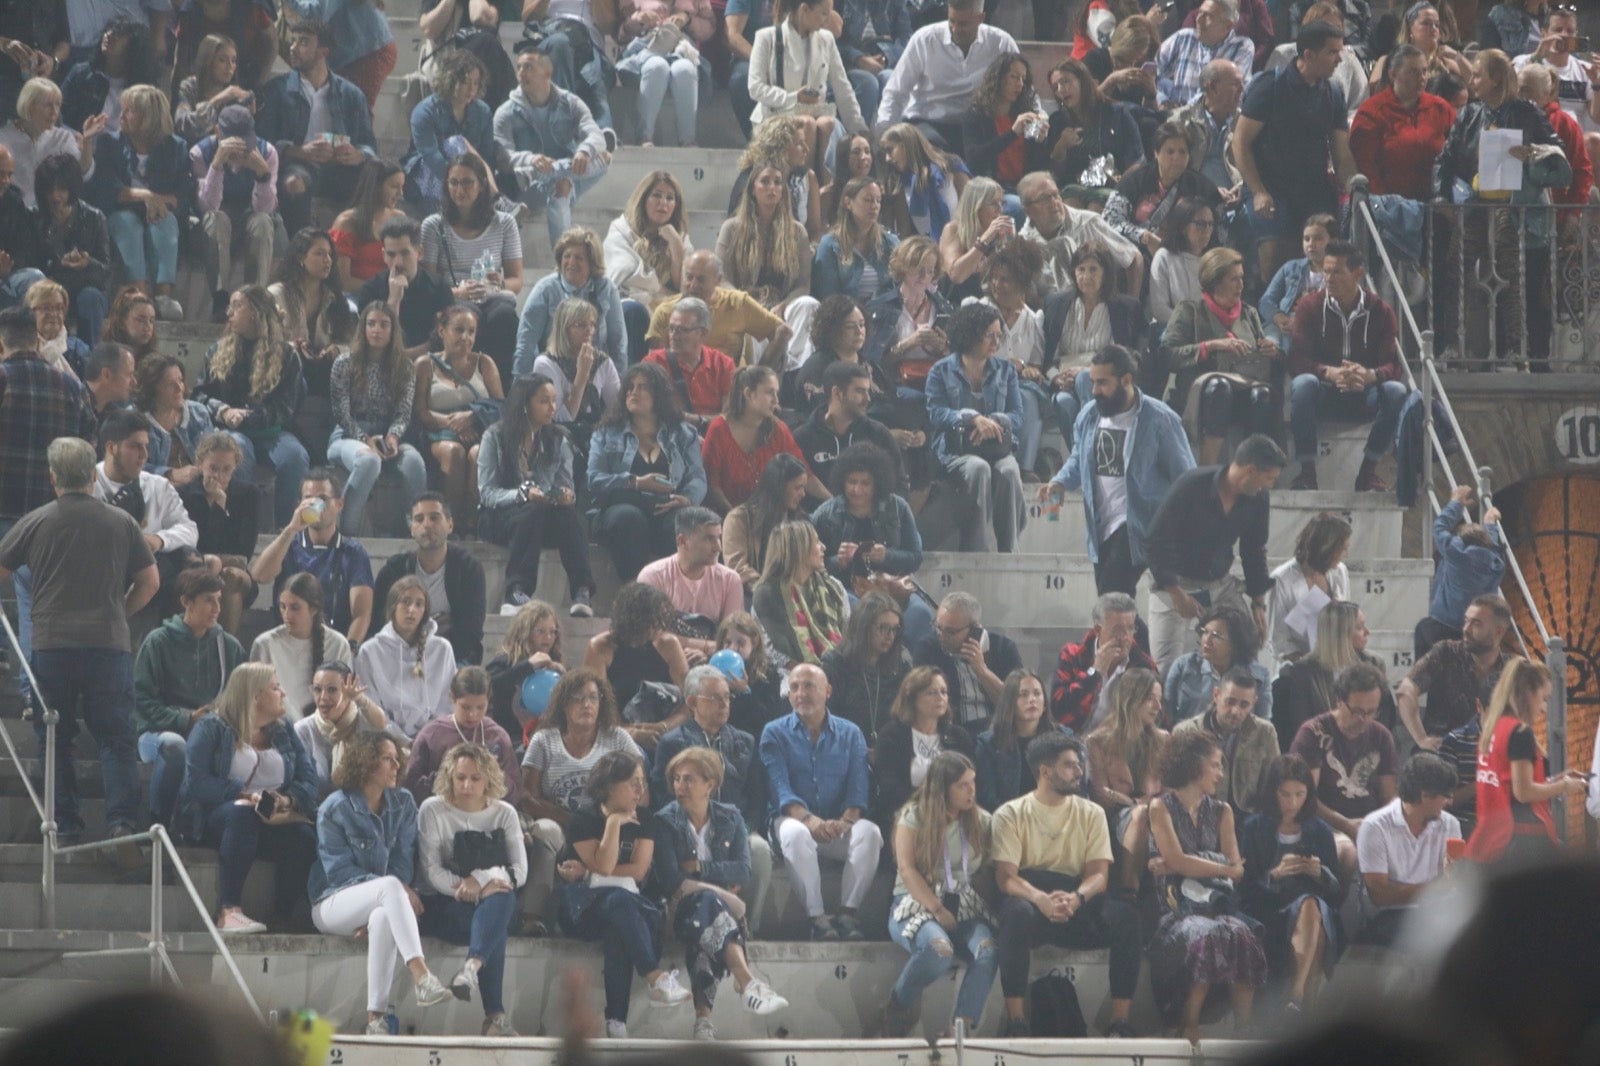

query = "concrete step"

[0,882,206,932]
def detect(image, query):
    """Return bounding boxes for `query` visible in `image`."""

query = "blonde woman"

[748,0,868,178]
[878,123,968,241]
[530,298,620,429]
[606,172,693,366]
[484,599,566,737]
[939,177,1014,304]
[714,162,818,370]
[1085,667,1168,883]
[193,285,308,525]
[418,741,527,1037]
[178,662,319,934]
[752,520,851,668]
[356,577,460,740]
[813,177,900,303]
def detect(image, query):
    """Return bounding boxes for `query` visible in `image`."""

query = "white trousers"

[775,816,882,917]
[313,875,426,1012]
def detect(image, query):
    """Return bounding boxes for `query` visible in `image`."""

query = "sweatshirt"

[133,614,247,735]
[355,618,458,740]
[250,624,354,721]
[403,714,523,808]
[416,796,528,896]
[1286,287,1403,383]
[1429,499,1507,626]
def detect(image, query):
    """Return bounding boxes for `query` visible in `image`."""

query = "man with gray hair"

[1171,59,1246,199]
[914,590,1024,730]
[1155,0,1254,107]
[0,436,159,848]
[1050,591,1158,734]
[643,296,737,429]
[638,506,743,655]
[645,250,793,362]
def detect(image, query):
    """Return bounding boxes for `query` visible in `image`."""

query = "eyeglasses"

[872,623,902,636]
[446,177,478,189]
[33,304,67,314]
[1197,627,1230,643]
[695,692,732,706]
[570,692,602,706]
[935,623,970,637]
[665,324,704,334]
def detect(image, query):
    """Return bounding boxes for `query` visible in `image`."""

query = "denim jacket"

[177,713,319,842]
[656,799,753,888]
[514,272,628,373]
[406,94,498,194]
[758,710,870,821]
[924,354,1023,463]
[308,786,420,905]
[493,85,608,170]
[143,402,216,477]
[281,0,394,70]
[836,0,914,69]
[585,420,708,517]
[651,719,760,820]
[811,231,899,302]
[1049,390,1195,565]
[256,70,378,160]
[86,133,195,220]
[477,421,575,510]
[1258,257,1316,346]
[975,722,1069,811]
[862,285,953,366]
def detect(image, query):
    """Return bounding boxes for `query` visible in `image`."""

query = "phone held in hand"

[255,792,278,820]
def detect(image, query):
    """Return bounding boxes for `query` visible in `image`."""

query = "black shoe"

[832,913,865,941]
[810,916,840,941]
[1001,1018,1030,1038]
[876,995,919,1038]
[1105,1019,1134,1039]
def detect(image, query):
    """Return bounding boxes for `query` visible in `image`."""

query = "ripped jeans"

[887,898,998,1026]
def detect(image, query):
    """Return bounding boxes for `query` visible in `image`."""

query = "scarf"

[788,573,847,663]
[39,332,72,374]
[1203,292,1243,331]
[312,698,363,778]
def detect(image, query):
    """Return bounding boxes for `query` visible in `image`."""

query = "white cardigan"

[748,21,867,133]
[603,215,695,304]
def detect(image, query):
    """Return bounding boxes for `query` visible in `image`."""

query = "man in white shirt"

[638,507,743,657]
[96,408,199,618]
[1512,5,1600,181]
[1016,172,1142,299]
[1355,752,1461,947]
[875,0,1017,155]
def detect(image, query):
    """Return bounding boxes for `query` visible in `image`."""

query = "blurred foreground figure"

[0,989,293,1066]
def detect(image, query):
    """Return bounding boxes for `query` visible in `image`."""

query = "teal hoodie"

[133,615,247,736]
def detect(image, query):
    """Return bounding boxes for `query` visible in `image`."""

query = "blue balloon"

[708,649,747,681]
[519,668,561,718]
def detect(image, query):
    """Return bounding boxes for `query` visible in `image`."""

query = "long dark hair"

[347,301,410,406]
[273,228,355,343]
[282,571,327,687]
[98,19,162,91]
[600,361,686,429]
[441,152,495,231]
[495,373,566,488]
[972,53,1034,118]
[838,591,905,672]
[348,158,404,242]
[741,452,809,573]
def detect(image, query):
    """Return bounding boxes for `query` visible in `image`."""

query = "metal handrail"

[0,607,262,1018]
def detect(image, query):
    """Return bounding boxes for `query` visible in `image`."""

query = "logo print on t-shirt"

[1095,426,1128,479]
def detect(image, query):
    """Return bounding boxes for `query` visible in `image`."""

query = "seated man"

[992,731,1139,1038]
[189,105,279,321]
[95,409,200,619]
[914,591,1023,733]
[793,361,907,495]
[1155,0,1254,108]
[1396,594,1513,753]
[1286,240,1408,492]
[653,665,772,924]
[1017,172,1142,300]
[520,0,615,130]
[177,431,261,637]
[639,507,744,657]
[0,145,44,309]
[1291,662,1400,875]
[759,663,880,941]
[642,297,737,431]
[251,467,375,644]
[1170,666,1279,816]
[646,251,792,368]
[1050,592,1157,735]
[132,569,246,827]
[83,341,136,438]
[494,43,611,251]
[356,217,454,358]
[1354,751,1459,947]
[372,492,486,666]
[875,0,1019,155]
[402,665,521,806]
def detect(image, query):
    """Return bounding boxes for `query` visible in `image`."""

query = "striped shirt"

[420,212,524,288]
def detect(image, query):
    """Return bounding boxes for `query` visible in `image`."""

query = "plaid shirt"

[1156,28,1255,108]
[0,351,96,521]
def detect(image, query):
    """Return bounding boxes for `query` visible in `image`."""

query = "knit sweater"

[330,352,416,441]
[416,797,528,896]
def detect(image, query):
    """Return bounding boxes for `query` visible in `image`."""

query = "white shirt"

[251,625,354,720]
[910,727,941,788]
[355,619,459,740]
[1090,405,1137,542]
[975,298,1044,370]
[1264,558,1351,670]
[230,744,286,792]
[301,77,334,140]
[1514,52,1599,135]
[0,122,90,210]
[1355,797,1460,917]
[1019,209,1139,298]
[93,462,198,553]
[877,22,1019,126]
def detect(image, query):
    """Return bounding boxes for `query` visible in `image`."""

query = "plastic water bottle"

[471,254,487,284]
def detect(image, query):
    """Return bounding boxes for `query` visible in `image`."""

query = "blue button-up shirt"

[309,786,419,904]
[759,710,870,821]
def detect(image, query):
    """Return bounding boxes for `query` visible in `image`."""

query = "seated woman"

[940,177,1017,306]
[1164,605,1273,724]
[356,576,460,740]
[717,614,787,737]
[873,667,976,829]
[310,732,454,1031]
[753,520,851,669]
[179,662,318,934]
[864,236,953,410]
[60,17,157,131]
[1085,16,1160,113]
[1163,247,1279,464]
[102,286,160,361]
[879,123,967,242]
[606,171,692,365]
[1040,241,1146,454]
[1258,213,1333,351]
[193,285,308,526]
[1147,197,1217,327]
[1146,729,1267,1042]
[960,53,1049,213]
[182,432,262,637]
[421,153,524,379]
[1102,122,1222,262]
[328,301,428,536]
[656,746,789,1037]
[330,160,407,293]
[1272,601,1394,750]
[977,240,1048,474]
[1265,512,1351,669]
[616,2,714,148]
[27,281,88,379]
[587,362,707,582]
[747,0,868,182]
[881,751,996,1038]
[583,582,692,747]
[925,303,1026,553]
[730,116,826,242]
[477,374,596,616]
[414,303,506,523]
[702,365,826,512]
[1045,57,1145,198]
[716,162,818,371]
[813,178,899,304]
[723,452,810,589]
[34,154,111,344]
[293,661,392,797]
[417,741,527,1037]
[791,297,904,433]
[513,227,627,377]
[175,34,253,145]
[404,49,497,214]
[530,297,621,456]
[484,600,566,739]
[821,132,877,227]
[270,229,356,466]
[136,353,215,488]
[86,85,191,321]
[821,591,911,752]
[557,751,691,1038]
[1085,667,1168,890]
[974,668,1068,811]
[1239,754,1343,1015]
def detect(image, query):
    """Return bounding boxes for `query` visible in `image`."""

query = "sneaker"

[740,978,787,1016]
[1290,465,1318,491]
[693,1016,717,1041]
[605,1020,629,1039]
[832,914,865,941]
[504,587,531,611]
[569,589,594,618]
[1105,1019,1135,1039]
[602,127,618,153]
[414,971,452,1007]
[365,1016,391,1036]
[482,1013,519,1037]
[810,916,840,941]
[450,961,479,1002]
[1001,1017,1031,1038]
[649,969,690,1007]
[217,909,267,935]
[153,295,184,321]
[875,995,918,1038]
[1354,469,1390,493]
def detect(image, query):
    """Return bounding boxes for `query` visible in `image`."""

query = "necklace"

[453,717,485,746]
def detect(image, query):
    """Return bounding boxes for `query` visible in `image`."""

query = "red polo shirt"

[1349,88,1456,201]
[644,346,737,417]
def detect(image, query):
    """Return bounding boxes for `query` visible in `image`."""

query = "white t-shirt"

[301,77,334,140]
[1355,797,1461,916]
[910,727,942,788]
[1090,405,1137,542]
[230,745,287,792]
[417,562,451,637]
[521,726,645,812]
[1514,52,1599,135]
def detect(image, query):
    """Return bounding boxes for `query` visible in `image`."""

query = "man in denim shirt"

[759,663,881,941]
[495,44,612,250]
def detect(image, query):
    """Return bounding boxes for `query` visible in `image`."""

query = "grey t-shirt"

[521,726,645,812]
[0,492,155,652]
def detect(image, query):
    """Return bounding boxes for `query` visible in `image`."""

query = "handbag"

[430,353,503,430]
[622,681,683,724]
[941,425,1013,464]
[448,827,516,887]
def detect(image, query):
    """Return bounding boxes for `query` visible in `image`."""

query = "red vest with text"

[1465,714,1555,862]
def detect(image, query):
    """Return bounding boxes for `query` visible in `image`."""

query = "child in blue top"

[1259,213,1335,350]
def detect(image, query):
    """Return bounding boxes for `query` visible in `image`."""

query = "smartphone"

[255,792,277,820]
[1140,61,1158,75]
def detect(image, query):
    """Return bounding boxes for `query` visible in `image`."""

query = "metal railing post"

[1420,332,1435,558]
[150,829,164,987]
[1547,638,1568,842]
[42,709,56,931]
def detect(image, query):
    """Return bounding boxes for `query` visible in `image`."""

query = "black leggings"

[479,501,594,598]
[1197,377,1275,440]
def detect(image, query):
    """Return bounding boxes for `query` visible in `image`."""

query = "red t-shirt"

[1466,714,1555,862]
[700,416,806,506]
[330,227,388,283]
[643,347,737,417]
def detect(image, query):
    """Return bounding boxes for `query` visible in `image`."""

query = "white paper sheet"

[1478,128,1523,193]
[1284,585,1334,647]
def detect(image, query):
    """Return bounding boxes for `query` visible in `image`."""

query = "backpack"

[1028,973,1088,1038]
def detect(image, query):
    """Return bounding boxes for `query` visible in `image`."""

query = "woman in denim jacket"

[405,50,498,214]
[135,354,216,481]
[179,663,319,935]
[310,731,454,1031]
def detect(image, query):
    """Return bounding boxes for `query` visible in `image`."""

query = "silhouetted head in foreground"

[0,989,292,1066]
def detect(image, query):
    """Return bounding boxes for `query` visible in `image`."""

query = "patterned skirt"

[1148,911,1268,1023]
[672,888,744,1007]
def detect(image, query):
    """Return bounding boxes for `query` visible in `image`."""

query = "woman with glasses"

[1102,122,1222,262]
[821,592,912,753]
[1147,198,1218,327]
[1165,605,1273,724]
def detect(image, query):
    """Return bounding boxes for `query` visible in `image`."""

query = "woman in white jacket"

[604,171,694,364]
[356,576,459,739]
[748,0,867,181]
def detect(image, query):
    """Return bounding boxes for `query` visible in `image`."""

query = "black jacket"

[372,544,486,665]
[38,201,111,296]
[1041,291,1149,370]
[912,629,1025,732]
[872,717,976,825]
[820,646,911,750]
[0,186,39,270]
[793,405,907,494]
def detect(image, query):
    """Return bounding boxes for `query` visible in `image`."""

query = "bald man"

[646,250,793,363]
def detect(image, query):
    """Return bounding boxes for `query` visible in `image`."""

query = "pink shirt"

[638,555,744,622]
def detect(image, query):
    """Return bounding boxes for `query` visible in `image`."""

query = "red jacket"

[1286,288,1403,383]
[1348,88,1456,201]
[1544,100,1594,208]
[1050,631,1159,734]
[1465,713,1555,862]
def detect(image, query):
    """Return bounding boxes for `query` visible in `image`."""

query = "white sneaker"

[740,978,787,1016]
[482,1013,519,1037]
[217,909,267,935]
[648,969,690,1007]
[365,1016,390,1035]
[414,971,451,1007]
[693,1016,717,1041]
[450,961,479,1002]
[153,295,184,321]
[605,1019,629,1039]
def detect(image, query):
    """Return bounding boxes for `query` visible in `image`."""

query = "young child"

[1259,212,1334,350]
[1417,485,1507,657]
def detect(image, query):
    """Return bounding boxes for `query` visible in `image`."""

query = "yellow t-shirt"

[646,288,785,361]
[990,793,1112,876]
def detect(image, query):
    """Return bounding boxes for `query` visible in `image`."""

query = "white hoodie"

[355,617,457,740]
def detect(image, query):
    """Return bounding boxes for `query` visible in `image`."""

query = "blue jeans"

[535,23,614,129]
[622,299,650,367]
[75,286,108,344]
[326,433,428,536]
[847,68,888,130]
[107,210,180,286]
[137,730,187,829]
[1050,370,1093,455]
[564,884,663,1022]
[517,156,610,249]
[1018,380,1050,472]
[631,53,699,144]
[0,267,45,306]
[230,430,311,526]
[887,901,999,1026]
[30,648,139,836]
[729,60,756,139]
[420,892,516,1015]
[202,802,318,913]
[1288,374,1410,462]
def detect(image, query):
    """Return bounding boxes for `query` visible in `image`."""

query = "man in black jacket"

[371,491,485,664]
[794,360,907,494]
[913,590,1023,732]
[0,146,45,308]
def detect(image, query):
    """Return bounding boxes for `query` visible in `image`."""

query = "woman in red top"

[1465,659,1585,864]
[701,365,828,512]
[1348,44,1457,201]
[959,54,1050,200]
[330,160,406,293]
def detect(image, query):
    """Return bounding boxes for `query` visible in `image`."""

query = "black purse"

[448,827,515,887]
[942,426,1013,464]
